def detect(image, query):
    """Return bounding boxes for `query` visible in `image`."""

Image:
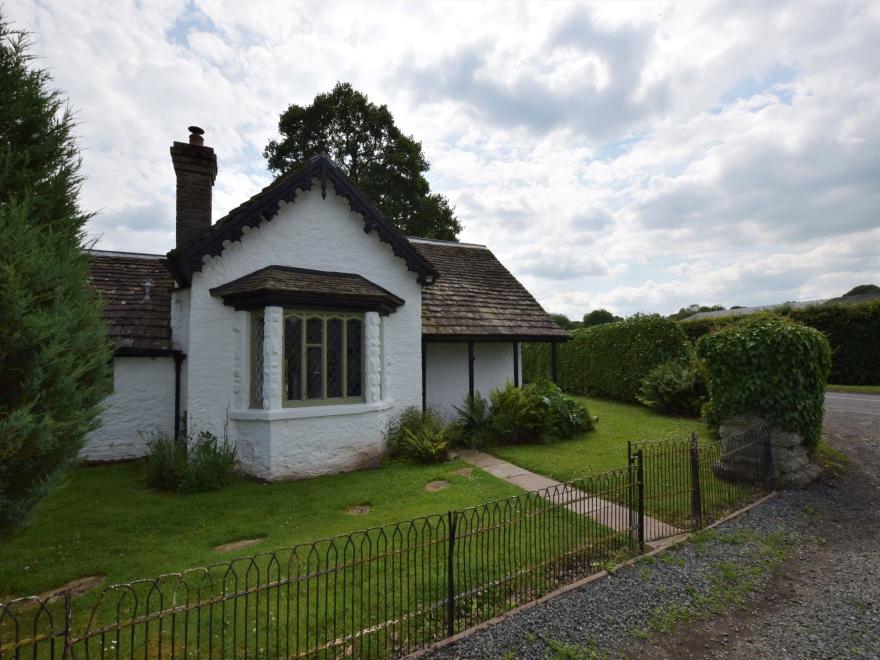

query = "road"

[826,391,880,416]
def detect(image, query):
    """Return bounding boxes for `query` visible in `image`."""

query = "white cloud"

[5,0,879,318]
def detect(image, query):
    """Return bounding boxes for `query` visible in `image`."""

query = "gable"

[164,154,437,287]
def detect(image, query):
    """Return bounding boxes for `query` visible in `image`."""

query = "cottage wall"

[425,342,518,418]
[81,356,176,461]
[180,182,423,480]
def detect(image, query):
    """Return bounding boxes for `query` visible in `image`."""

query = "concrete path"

[826,391,880,416]
[453,449,681,542]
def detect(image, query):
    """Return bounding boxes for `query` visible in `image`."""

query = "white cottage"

[83,127,567,480]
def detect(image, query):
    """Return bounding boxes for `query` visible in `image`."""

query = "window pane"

[346,319,362,397]
[284,316,302,400]
[253,316,264,407]
[326,319,343,398]
[307,317,323,344]
[306,346,323,399]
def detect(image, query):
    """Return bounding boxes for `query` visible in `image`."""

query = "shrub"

[679,301,880,385]
[488,381,592,445]
[453,392,492,449]
[144,429,238,493]
[790,301,880,385]
[697,315,831,449]
[180,432,238,493]
[386,407,450,463]
[489,384,545,444]
[522,315,691,401]
[143,432,187,491]
[637,359,707,416]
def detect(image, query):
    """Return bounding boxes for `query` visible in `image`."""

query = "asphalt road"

[826,391,880,416]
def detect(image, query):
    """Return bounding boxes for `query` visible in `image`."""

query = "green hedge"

[697,315,831,449]
[680,300,880,384]
[522,314,691,401]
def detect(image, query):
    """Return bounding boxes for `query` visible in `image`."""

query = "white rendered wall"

[81,357,175,461]
[425,342,517,419]
[182,182,423,480]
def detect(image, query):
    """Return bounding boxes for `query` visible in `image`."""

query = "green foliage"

[142,433,187,491]
[386,407,450,463]
[264,82,461,240]
[680,301,880,385]
[697,315,831,449]
[550,313,580,330]
[453,392,492,449]
[523,315,691,402]
[0,17,112,534]
[842,284,879,297]
[144,430,238,494]
[488,381,592,445]
[581,308,621,327]
[790,301,880,385]
[637,359,707,416]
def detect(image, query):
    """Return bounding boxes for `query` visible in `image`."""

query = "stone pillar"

[364,312,381,403]
[263,306,283,410]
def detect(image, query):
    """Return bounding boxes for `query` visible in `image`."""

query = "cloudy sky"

[8,1,880,317]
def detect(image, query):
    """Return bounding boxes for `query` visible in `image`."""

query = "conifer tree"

[0,15,111,534]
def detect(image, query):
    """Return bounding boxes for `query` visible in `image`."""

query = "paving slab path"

[453,449,681,542]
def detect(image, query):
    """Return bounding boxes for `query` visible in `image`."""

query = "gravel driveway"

[425,406,880,659]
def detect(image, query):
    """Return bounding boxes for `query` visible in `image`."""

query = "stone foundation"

[718,415,821,489]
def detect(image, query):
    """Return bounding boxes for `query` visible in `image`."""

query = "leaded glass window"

[281,311,365,406]
[346,318,362,398]
[251,313,265,408]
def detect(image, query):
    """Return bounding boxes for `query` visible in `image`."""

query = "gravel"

[425,409,880,659]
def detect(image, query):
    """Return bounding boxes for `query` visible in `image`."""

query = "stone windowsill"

[230,399,395,421]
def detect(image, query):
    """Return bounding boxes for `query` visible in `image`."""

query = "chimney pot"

[188,125,205,145]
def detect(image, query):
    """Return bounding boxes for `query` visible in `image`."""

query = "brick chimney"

[170,126,217,248]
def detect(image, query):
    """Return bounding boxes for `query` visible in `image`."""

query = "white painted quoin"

[83,128,567,479]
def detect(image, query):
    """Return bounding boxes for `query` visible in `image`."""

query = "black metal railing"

[1,431,771,658]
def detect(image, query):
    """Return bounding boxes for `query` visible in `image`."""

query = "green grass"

[827,384,880,394]
[490,398,764,529]
[0,460,627,657]
[490,397,711,482]
[0,459,521,599]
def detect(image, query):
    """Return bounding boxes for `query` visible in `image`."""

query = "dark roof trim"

[165,154,438,287]
[424,334,570,343]
[209,265,405,315]
[114,347,185,358]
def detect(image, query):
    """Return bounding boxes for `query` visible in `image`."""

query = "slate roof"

[409,239,569,341]
[87,251,175,353]
[210,266,404,314]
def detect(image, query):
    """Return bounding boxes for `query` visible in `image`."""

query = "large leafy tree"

[582,308,622,327]
[0,17,111,534]
[264,82,462,240]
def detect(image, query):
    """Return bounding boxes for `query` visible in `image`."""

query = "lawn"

[827,383,880,395]
[490,397,712,482]
[0,459,625,657]
[0,459,522,600]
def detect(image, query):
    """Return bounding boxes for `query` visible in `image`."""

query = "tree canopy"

[582,308,622,327]
[550,313,580,330]
[264,82,462,240]
[843,284,880,297]
[0,16,111,534]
